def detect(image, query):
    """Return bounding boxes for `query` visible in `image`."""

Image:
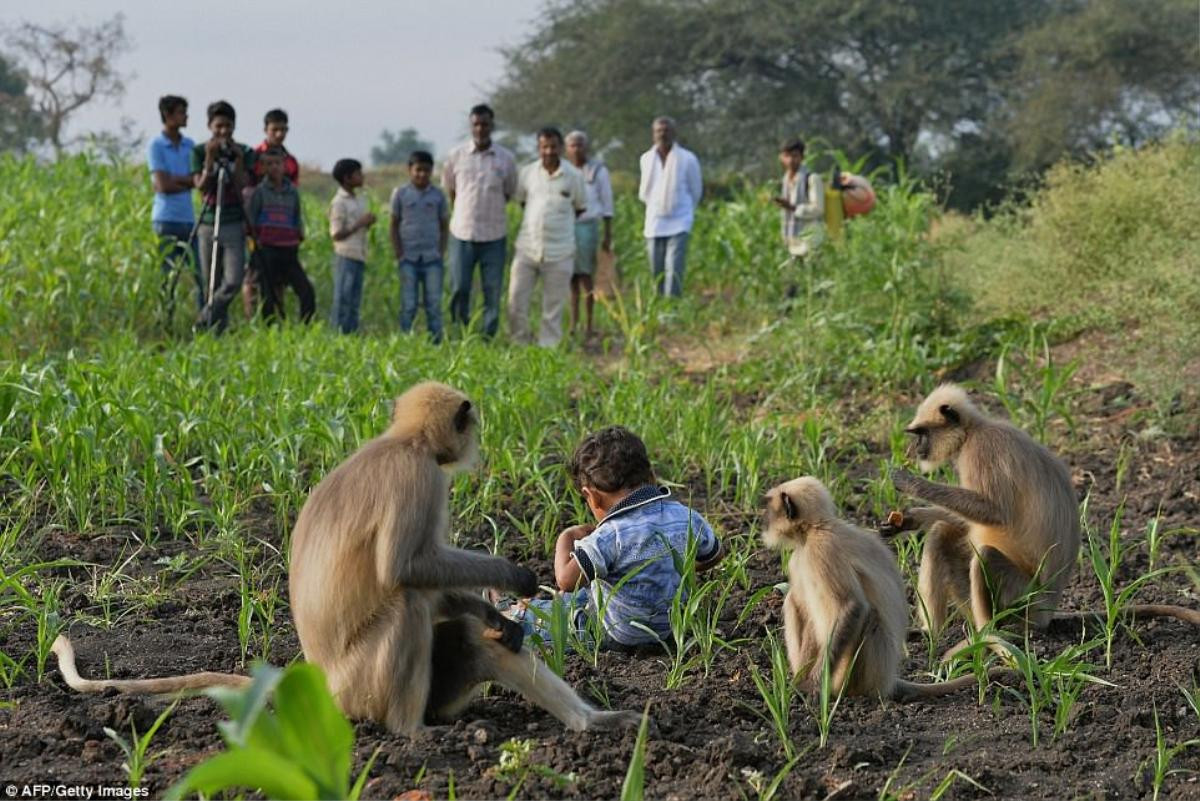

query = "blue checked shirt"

[572,485,720,646]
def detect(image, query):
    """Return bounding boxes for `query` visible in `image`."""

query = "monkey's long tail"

[52,635,252,694]
[1055,604,1200,627]
[892,667,1016,701]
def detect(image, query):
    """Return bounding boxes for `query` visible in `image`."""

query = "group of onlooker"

[149,97,312,333]
[152,98,856,346]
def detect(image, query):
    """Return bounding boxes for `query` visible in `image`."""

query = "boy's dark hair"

[264,108,289,127]
[332,158,362,186]
[207,100,236,124]
[569,426,654,493]
[536,126,563,143]
[158,95,187,123]
[408,150,434,167]
[263,145,286,159]
[781,138,805,156]
[469,103,494,120]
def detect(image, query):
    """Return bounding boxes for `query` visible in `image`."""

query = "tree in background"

[3,14,130,155]
[370,127,434,166]
[1002,0,1200,173]
[0,53,45,153]
[492,0,1199,210]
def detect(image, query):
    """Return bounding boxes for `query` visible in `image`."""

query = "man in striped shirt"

[442,104,518,340]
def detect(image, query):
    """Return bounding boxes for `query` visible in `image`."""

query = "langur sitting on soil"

[763,476,1012,700]
[884,383,1199,659]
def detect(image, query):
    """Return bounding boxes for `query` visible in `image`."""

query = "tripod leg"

[200,167,227,329]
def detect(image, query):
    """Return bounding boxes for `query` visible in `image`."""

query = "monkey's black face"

[906,426,932,460]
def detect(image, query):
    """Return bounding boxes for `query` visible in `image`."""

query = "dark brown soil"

[2,385,1199,800]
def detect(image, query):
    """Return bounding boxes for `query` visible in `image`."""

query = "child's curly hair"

[568,426,654,493]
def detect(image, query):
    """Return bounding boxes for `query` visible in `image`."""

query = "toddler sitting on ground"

[508,426,723,649]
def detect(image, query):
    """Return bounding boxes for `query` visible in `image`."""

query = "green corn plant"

[1084,497,1177,668]
[620,703,654,801]
[746,631,797,759]
[1180,681,1200,722]
[164,663,378,801]
[802,631,860,749]
[104,700,178,790]
[1001,635,1112,747]
[738,753,803,801]
[1138,704,1200,801]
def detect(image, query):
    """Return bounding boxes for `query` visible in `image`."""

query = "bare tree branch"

[4,14,130,153]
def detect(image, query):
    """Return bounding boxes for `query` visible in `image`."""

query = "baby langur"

[763,477,1011,700]
[885,383,1199,655]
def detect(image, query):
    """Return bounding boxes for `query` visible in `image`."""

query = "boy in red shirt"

[244,108,301,318]
[247,147,314,322]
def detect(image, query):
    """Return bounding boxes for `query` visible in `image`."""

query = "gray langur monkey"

[54,382,642,734]
[763,476,1012,700]
[884,383,1199,654]
[288,381,641,732]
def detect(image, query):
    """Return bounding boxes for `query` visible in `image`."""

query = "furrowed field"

[1,141,1199,799]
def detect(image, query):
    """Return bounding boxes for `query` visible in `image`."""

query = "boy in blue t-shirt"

[147,95,201,311]
[509,426,723,648]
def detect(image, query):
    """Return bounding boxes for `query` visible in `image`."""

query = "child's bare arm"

[554,524,594,592]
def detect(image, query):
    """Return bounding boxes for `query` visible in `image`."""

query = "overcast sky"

[13,0,546,167]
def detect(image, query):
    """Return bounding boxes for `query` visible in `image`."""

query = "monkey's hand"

[878,510,919,538]
[481,609,525,654]
[889,467,925,496]
[508,565,540,598]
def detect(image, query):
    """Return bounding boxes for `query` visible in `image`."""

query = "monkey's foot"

[587,709,652,733]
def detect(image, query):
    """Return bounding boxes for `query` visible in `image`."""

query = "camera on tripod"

[211,140,238,173]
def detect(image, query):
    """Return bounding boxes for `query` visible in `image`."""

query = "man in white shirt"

[638,116,702,297]
[442,104,518,339]
[508,127,587,347]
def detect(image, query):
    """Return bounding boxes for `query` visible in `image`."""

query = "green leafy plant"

[104,700,178,790]
[1138,703,1200,801]
[1083,496,1178,668]
[492,737,577,800]
[620,703,654,801]
[746,631,798,759]
[806,631,858,748]
[165,662,377,801]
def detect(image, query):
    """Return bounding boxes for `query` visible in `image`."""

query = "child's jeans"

[399,257,443,342]
[332,255,364,334]
[511,589,596,646]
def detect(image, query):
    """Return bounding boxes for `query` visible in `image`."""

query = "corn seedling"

[1084,498,1178,668]
[1138,703,1200,801]
[801,631,861,749]
[1180,681,1200,722]
[746,631,798,759]
[619,703,653,801]
[1001,636,1112,746]
[738,753,803,801]
[104,699,178,790]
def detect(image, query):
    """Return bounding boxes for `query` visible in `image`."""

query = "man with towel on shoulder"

[638,117,702,298]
